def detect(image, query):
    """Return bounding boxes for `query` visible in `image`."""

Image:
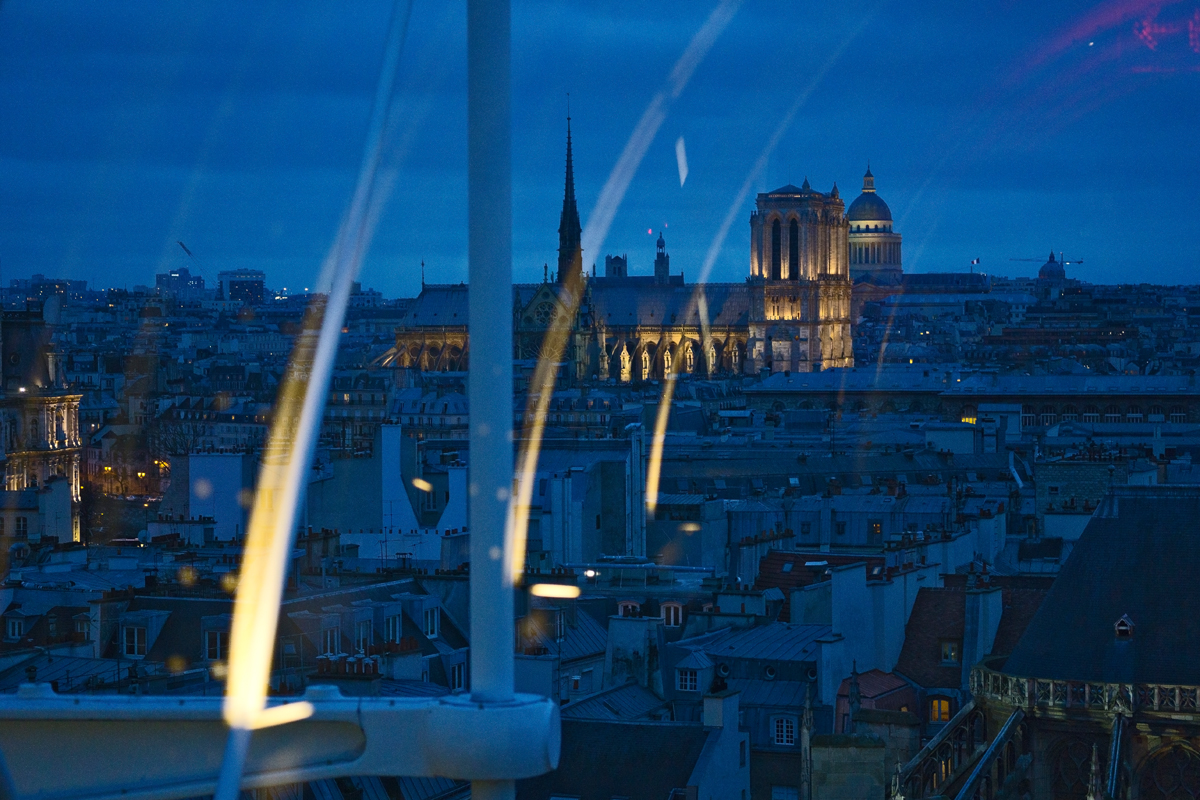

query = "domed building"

[1036,250,1067,300]
[847,167,903,284]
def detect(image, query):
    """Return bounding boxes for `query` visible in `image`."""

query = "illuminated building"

[388,124,855,379]
[847,166,903,284]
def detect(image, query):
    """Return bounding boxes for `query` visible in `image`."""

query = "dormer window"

[618,601,640,618]
[124,625,147,657]
[423,607,440,638]
[661,603,683,628]
[1115,614,1135,639]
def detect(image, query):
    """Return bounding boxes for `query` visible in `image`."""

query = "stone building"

[385,125,855,381]
[847,166,903,284]
[894,485,1200,800]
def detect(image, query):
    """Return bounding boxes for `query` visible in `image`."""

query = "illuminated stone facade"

[387,130,855,381]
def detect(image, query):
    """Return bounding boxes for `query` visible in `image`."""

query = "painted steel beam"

[0,684,559,800]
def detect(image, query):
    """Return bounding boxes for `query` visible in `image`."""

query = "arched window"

[618,601,640,618]
[684,347,694,373]
[1139,745,1200,800]
[1171,405,1187,424]
[1105,404,1122,423]
[707,345,716,375]
[1021,405,1036,427]
[789,218,799,278]
[1083,405,1100,423]
[1050,739,1095,800]
[1041,405,1057,426]
[661,603,683,627]
[771,218,782,280]
[1149,405,1165,422]
[1061,405,1078,422]
[662,348,672,375]
[640,350,650,381]
[1127,405,1143,422]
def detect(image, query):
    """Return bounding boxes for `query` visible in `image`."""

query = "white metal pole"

[467,12,515,800]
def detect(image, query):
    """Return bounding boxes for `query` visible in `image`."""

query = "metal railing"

[970,663,1200,715]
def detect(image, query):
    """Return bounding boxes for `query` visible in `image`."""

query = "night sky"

[1,0,1198,296]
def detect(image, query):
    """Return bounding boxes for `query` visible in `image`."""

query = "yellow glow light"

[412,478,433,493]
[529,583,581,599]
[248,701,314,730]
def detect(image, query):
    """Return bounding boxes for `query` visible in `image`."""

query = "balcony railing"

[970,663,1200,715]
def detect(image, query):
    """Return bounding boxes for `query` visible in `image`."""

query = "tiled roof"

[835,668,909,700]
[894,587,965,690]
[755,551,885,621]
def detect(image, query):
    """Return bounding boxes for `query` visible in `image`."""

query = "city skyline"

[1,1,1199,297]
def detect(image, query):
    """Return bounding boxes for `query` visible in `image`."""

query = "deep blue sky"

[1,0,1198,296]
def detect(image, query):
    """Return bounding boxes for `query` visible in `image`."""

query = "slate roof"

[122,596,234,664]
[588,283,750,328]
[701,622,831,662]
[523,601,609,663]
[1003,486,1200,684]
[725,678,810,708]
[561,680,668,721]
[894,587,965,690]
[517,719,711,800]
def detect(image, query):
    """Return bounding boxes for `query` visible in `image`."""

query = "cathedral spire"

[557,116,583,286]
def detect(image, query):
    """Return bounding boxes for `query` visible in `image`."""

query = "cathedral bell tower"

[746,179,853,373]
[557,118,584,287]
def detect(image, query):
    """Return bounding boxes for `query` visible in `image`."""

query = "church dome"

[1039,251,1065,280]
[846,167,892,222]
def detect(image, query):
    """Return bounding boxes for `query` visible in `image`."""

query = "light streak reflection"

[508,0,742,582]
[216,2,414,797]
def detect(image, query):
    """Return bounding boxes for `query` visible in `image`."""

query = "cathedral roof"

[588,283,750,328]
[1002,486,1200,685]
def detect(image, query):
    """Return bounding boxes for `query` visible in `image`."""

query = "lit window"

[930,697,952,722]
[677,668,698,692]
[773,716,796,746]
[424,607,440,638]
[940,640,961,664]
[205,630,225,661]
[124,626,147,657]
